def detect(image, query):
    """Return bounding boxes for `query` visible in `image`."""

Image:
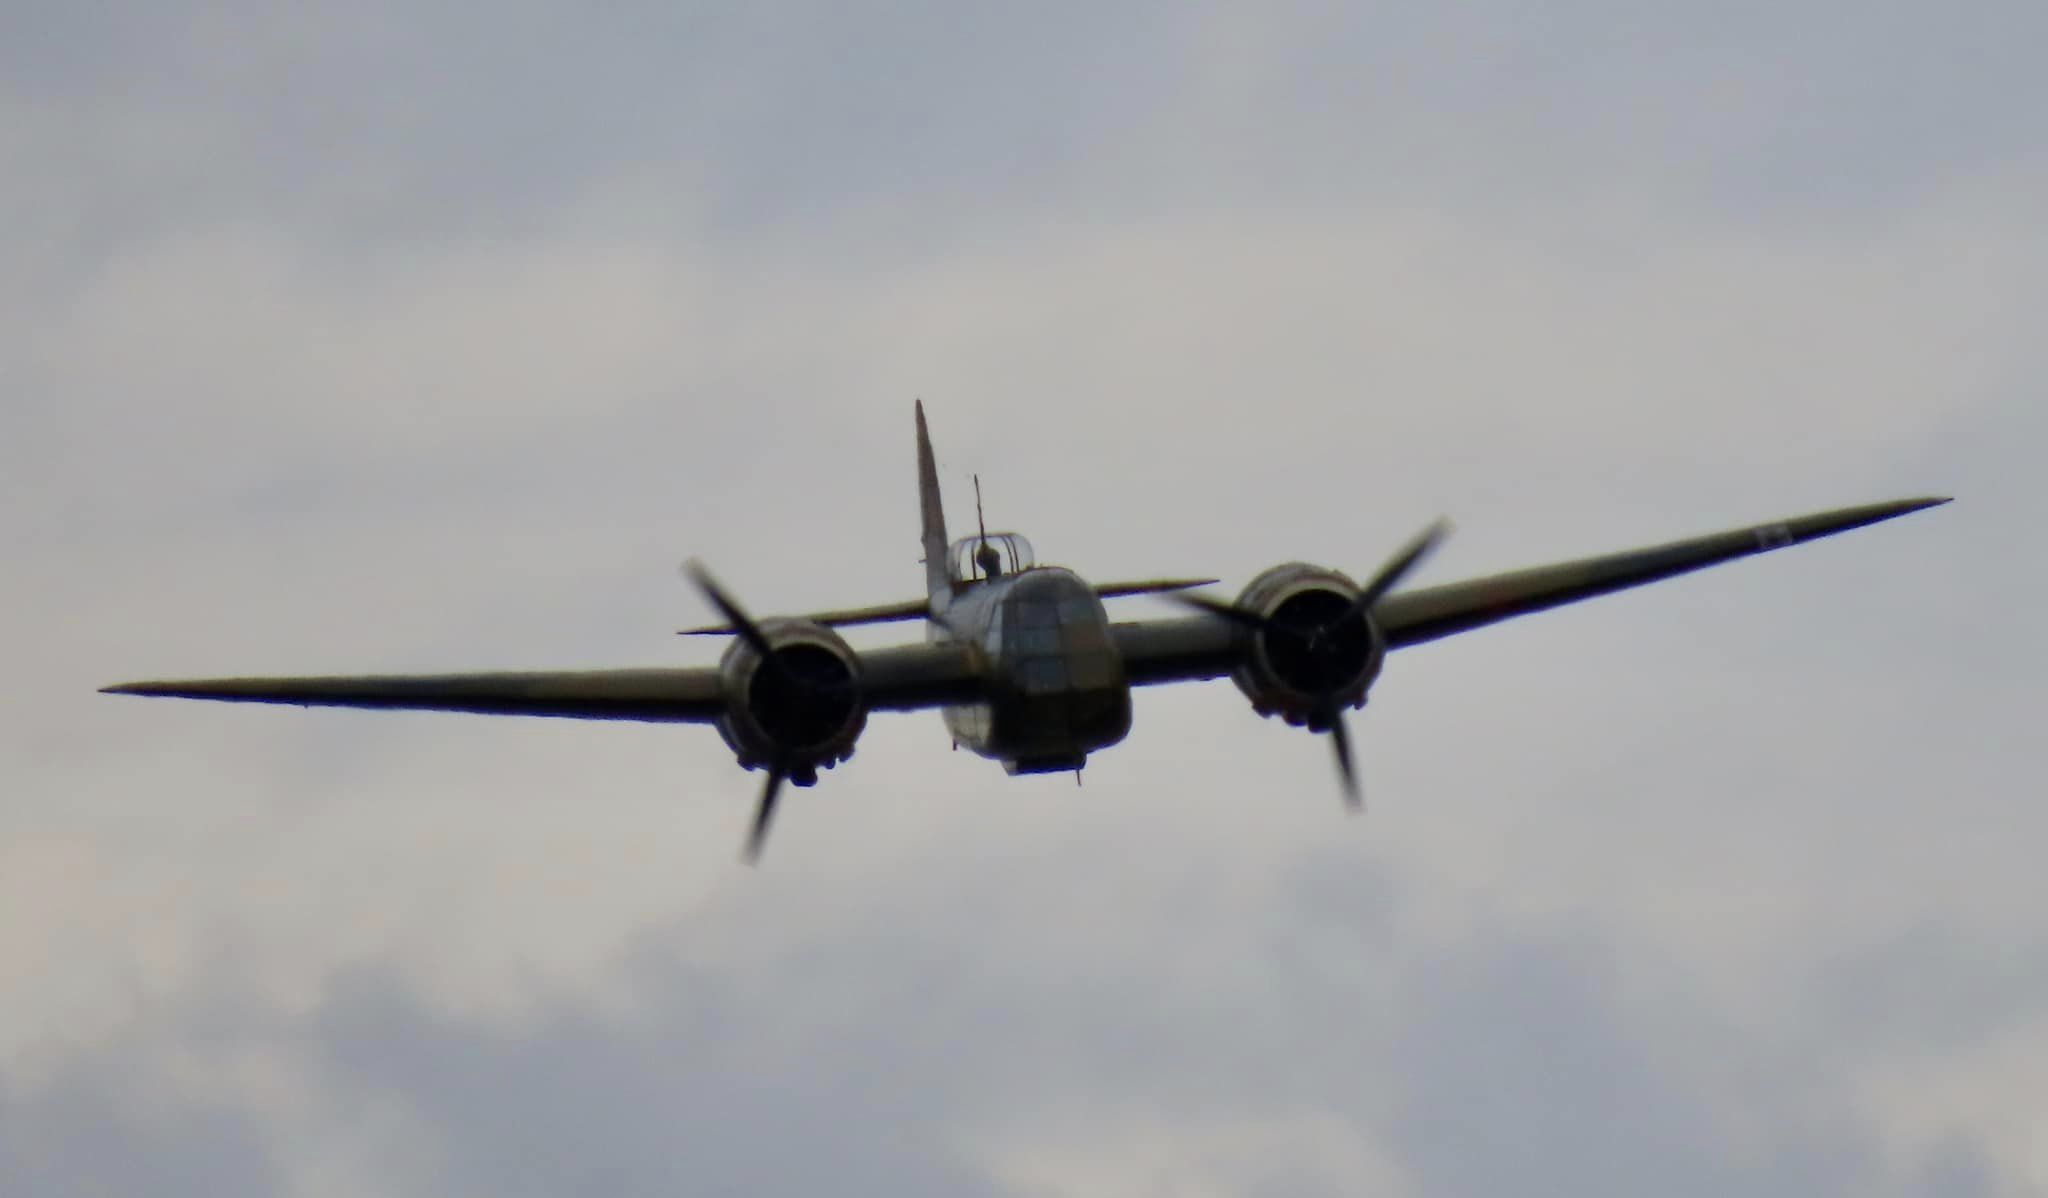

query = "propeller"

[679,559,829,864]
[745,766,786,865]
[1326,708,1359,810]
[1169,520,1449,810]
[1342,519,1450,626]
[682,560,776,662]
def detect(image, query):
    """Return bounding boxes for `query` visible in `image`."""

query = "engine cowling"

[714,619,866,783]
[1229,562,1386,728]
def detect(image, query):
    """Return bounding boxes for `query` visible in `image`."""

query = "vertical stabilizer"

[915,401,951,600]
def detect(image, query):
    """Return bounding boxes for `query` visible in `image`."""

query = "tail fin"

[915,400,951,600]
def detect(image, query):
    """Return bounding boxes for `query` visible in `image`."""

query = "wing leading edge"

[102,499,1944,715]
[1112,496,1949,686]
[100,669,730,722]
[1375,496,1949,647]
[102,640,990,722]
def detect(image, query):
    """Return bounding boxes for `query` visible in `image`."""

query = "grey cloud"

[6,1,2048,1195]
[308,966,1011,1198]
[1385,929,1874,1198]
[7,4,1197,254]
[0,1048,286,1196]
[0,900,2019,1197]
[13,1,2044,269]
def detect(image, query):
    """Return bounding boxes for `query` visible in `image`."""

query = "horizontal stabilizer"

[678,578,1218,635]
[1092,578,1221,600]
[680,597,932,636]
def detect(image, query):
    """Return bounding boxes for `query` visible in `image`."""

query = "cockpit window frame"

[948,532,1036,582]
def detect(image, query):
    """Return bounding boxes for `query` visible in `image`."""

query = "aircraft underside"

[944,688,1134,774]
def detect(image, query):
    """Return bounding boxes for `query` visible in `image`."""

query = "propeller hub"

[1263,589,1376,697]
[1195,520,1448,812]
[685,560,868,862]
[1218,566,1387,724]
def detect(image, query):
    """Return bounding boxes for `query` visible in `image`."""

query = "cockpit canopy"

[949,532,1035,582]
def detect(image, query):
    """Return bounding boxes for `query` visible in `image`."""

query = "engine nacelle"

[1229,562,1386,728]
[715,619,867,783]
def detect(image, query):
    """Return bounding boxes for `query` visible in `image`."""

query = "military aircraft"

[104,403,1947,861]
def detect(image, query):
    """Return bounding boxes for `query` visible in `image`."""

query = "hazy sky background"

[5,3,2045,1194]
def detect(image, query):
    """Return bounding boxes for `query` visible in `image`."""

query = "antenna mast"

[973,474,989,579]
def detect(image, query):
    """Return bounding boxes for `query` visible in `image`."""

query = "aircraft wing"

[1111,496,1948,685]
[100,668,732,722]
[102,641,989,721]
[1373,496,1947,648]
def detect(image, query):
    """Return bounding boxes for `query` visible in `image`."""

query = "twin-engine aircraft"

[105,403,1947,861]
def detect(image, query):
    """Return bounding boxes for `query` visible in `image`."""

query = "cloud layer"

[6,3,2046,1195]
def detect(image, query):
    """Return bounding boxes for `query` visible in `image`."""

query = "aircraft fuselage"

[931,565,1133,774]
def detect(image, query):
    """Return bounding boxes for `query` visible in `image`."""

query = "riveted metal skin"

[935,565,1133,774]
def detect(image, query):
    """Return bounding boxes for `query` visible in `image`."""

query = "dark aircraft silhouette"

[104,403,1948,861]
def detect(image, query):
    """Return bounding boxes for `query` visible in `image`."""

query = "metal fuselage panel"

[935,567,1132,771]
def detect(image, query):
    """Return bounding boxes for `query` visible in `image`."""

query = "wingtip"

[102,681,201,698]
[1891,495,1953,517]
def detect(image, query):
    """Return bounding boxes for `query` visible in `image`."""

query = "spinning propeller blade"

[680,561,837,864]
[1163,590,1272,631]
[681,560,775,661]
[1344,519,1451,622]
[1327,710,1361,813]
[1167,520,1449,811]
[744,766,787,865]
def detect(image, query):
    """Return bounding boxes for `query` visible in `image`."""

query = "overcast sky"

[5,3,2046,1195]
